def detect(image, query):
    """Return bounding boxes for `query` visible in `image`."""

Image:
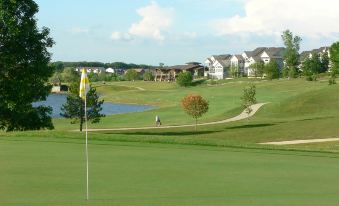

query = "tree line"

[51,61,156,72]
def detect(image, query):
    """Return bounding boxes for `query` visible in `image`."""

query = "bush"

[177,72,193,87]
[124,69,139,81]
[143,71,154,81]
[264,60,280,80]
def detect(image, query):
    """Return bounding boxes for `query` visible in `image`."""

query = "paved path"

[86,103,268,132]
[260,138,339,145]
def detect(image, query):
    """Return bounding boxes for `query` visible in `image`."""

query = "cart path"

[260,138,339,145]
[86,103,268,132]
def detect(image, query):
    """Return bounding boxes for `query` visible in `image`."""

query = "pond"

[33,94,156,118]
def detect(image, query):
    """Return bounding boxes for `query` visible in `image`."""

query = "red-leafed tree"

[181,94,209,131]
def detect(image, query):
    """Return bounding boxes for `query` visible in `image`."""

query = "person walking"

[155,115,161,127]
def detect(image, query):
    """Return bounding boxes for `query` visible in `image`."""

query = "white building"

[230,55,245,76]
[204,55,232,79]
[105,67,115,73]
[243,47,285,77]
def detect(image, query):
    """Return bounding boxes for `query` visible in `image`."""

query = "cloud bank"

[214,0,339,38]
[111,2,174,41]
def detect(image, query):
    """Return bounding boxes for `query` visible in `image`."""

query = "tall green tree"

[0,0,54,131]
[302,53,322,81]
[264,60,280,80]
[320,52,330,73]
[281,30,302,78]
[330,42,339,71]
[329,42,339,84]
[60,80,105,132]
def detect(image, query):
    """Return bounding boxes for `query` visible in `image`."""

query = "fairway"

[1,137,339,206]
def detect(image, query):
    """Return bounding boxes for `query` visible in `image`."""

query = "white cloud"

[110,32,133,41]
[128,2,174,41]
[214,0,339,38]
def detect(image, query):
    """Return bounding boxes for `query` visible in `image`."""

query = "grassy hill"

[46,78,339,152]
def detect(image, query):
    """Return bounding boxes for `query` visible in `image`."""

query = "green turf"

[1,136,339,206]
[2,78,339,205]
[47,78,339,152]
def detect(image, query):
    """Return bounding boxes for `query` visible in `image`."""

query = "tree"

[51,61,64,72]
[249,61,265,78]
[61,67,79,83]
[229,65,238,78]
[281,30,302,78]
[0,0,55,131]
[60,80,105,132]
[320,52,330,73]
[143,71,154,81]
[124,69,138,81]
[329,42,339,85]
[264,60,280,80]
[330,42,339,71]
[181,94,209,131]
[241,84,257,116]
[177,72,193,87]
[49,71,62,86]
[302,53,322,81]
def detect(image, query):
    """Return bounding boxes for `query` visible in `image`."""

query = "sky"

[35,0,339,65]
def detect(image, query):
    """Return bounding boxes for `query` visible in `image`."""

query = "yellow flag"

[79,68,90,99]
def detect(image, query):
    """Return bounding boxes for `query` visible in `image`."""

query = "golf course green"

[1,78,339,205]
[1,136,339,206]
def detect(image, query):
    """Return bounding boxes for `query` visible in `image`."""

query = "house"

[75,67,105,74]
[105,68,115,73]
[243,47,285,77]
[300,46,330,62]
[242,48,266,77]
[204,55,232,79]
[230,55,245,76]
[299,46,331,71]
[154,63,203,82]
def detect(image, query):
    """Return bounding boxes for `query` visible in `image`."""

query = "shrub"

[177,72,193,87]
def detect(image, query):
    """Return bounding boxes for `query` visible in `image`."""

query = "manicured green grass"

[49,78,339,153]
[2,78,339,205]
[1,136,339,206]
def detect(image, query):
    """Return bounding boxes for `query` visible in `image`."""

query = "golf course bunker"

[33,94,156,118]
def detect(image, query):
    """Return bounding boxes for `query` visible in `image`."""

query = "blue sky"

[35,0,339,65]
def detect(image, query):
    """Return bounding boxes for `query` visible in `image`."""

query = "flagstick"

[85,95,89,200]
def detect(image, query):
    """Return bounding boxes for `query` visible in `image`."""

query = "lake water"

[33,94,155,118]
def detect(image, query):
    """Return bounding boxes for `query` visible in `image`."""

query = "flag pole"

[85,93,89,200]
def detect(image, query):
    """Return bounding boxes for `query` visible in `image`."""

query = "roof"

[213,55,232,67]
[299,46,329,61]
[160,64,203,71]
[232,54,245,61]
[243,51,253,57]
[185,62,201,65]
[251,47,267,57]
[264,47,285,58]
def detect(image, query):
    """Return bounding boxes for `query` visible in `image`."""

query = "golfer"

[155,115,161,127]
